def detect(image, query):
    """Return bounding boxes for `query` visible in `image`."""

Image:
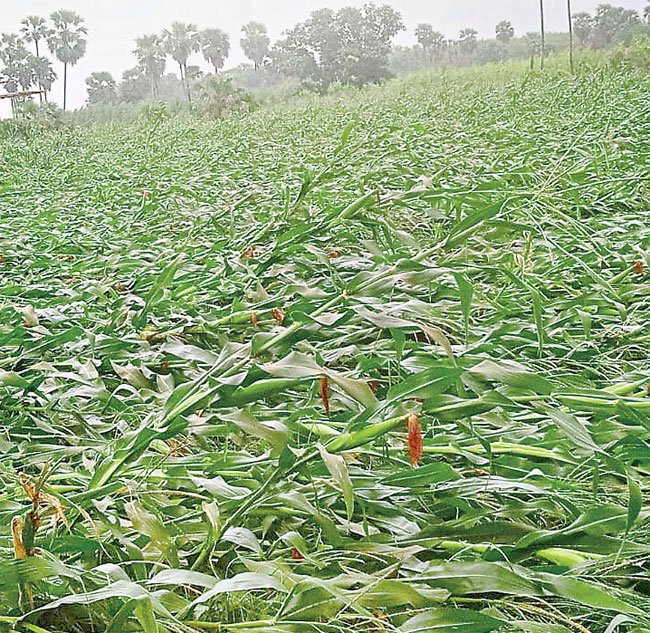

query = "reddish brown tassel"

[271,308,285,325]
[320,375,330,415]
[291,547,303,560]
[633,260,645,276]
[407,413,423,467]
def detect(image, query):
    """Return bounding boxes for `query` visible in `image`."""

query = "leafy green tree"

[273,4,403,92]
[119,66,150,103]
[200,28,230,74]
[134,35,166,98]
[591,4,641,48]
[241,22,270,70]
[495,20,515,45]
[85,71,117,105]
[162,22,199,101]
[47,9,87,110]
[572,12,593,46]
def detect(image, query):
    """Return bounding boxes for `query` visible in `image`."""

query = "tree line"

[0,11,85,112]
[1,2,649,114]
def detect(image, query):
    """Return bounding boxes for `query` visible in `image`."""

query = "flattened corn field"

[0,65,649,633]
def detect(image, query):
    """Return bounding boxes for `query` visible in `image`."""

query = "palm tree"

[495,20,515,45]
[240,22,270,70]
[134,34,166,99]
[162,22,199,102]
[567,0,574,73]
[21,16,51,58]
[0,34,32,116]
[21,16,51,103]
[415,24,436,60]
[459,28,478,62]
[47,10,87,110]
[539,0,546,69]
[31,55,56,101]
[199,28,230,74]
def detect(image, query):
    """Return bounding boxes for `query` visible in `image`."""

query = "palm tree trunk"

[179,62,189,102]
[184,63,192,103]
[35,40,43,104]
[63,62,67,111]
[567,0,574,73]
[539,0,546,70]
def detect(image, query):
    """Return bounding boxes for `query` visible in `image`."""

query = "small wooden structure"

[0,89,44,100]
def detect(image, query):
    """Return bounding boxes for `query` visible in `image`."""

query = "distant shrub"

[194,75,257,120]
[0,102,67,139]
[609,36,650,72]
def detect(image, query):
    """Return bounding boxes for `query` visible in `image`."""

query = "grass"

[0,59,649,633]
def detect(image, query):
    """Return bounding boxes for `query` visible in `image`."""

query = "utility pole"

[540,0,546,69]
[567,0,575,73]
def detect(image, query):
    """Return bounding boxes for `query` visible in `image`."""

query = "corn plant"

[0,60,649,633]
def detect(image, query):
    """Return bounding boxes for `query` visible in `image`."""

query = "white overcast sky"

[0,0,646,115]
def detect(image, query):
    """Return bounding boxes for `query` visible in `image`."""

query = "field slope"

[0,65,649,632]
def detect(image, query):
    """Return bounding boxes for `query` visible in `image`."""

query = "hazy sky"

[1,0,646,115]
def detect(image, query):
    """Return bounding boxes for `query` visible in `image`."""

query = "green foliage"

[0,101,65,139]
[85,71,117,105]
[273,4,404,92]
[195,74,256,119]
[609,35,650,71]
[591,4,644,48]
[0,58,649,633]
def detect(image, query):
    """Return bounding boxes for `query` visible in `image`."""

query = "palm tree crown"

[240,22,270,70]
[200,28,230,73]
[134,34,166,98]
[47,9,87,109]
[21,15,51,58]
[162,22,199,100]
[47,10,87,66]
